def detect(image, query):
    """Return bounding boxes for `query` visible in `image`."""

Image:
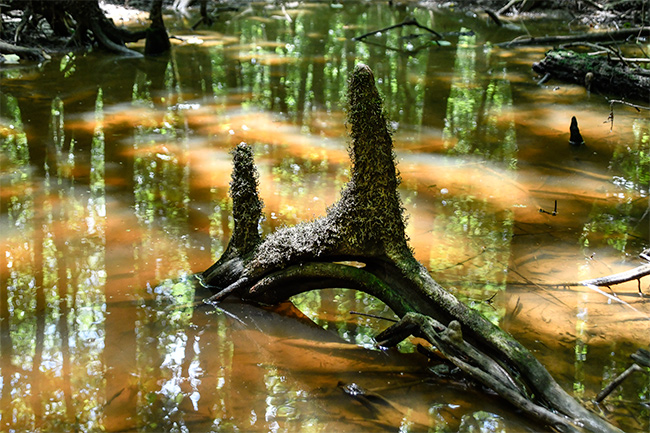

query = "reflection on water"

[1,2,649,432]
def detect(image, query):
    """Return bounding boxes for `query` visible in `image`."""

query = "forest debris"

[532,49,650,101]
[580,262,650,295]
[498,26,650,47]
[595,364,643,403]
[596,347,649,403]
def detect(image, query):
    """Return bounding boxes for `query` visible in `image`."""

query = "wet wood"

[498,26,650,47]
[0,40,48,61]
[200,64,623,433]
[580,262,650,295]
[532,49,650,101]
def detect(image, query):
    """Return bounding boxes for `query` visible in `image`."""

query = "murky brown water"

[1,2,649,432]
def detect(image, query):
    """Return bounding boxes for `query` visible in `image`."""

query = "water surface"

[1,2,649,432]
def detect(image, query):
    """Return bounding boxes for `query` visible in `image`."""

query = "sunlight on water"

[1,2,649,432]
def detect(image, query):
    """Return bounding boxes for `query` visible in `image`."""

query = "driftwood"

[532,49,650,101]
[199,64,622,433]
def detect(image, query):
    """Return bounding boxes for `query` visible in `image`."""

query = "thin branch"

[609,99,650,112]
[595,364,643,403]
[497,0,519,16]
[350,311,398,322]
[353,17,442,41]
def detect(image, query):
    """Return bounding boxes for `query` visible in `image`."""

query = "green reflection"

[612,118,650,193]
[1,92,37,429]
[428,196,512,323]
[69,88,107,432]
[442,30,516,167]
[291,288,403,350]
[580,118,650,254]
[0,87,108,431]
[431,28,519,323]
[130,58,207,431]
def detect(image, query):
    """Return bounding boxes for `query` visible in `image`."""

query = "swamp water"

[1,2,649,432]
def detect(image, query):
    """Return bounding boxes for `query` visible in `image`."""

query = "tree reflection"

[0,83,108,431]
[430,29,518,322]
[581,118,650,254]
[0,2,648,432]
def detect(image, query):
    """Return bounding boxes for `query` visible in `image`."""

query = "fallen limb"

[508,261,650,296]
[596,347,650,403]
[595,364,643,403]
[498,26,650,47]
[201,64,622,433]
[532,49,650,101]
[376,313,582,432]
[580,262,650,293]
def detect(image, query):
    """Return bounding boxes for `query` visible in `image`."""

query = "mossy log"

[532,48,650,101]
[200,64,622,433]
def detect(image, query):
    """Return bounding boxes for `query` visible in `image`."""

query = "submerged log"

[532,49,650,101]
[200,64,622,433]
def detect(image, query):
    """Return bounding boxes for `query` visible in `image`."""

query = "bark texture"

[533,49,650,101]
[200,63,622,433]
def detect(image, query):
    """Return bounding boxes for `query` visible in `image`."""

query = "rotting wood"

[199,63,623,433]
[531,49,650,101]
[498,26,650,47]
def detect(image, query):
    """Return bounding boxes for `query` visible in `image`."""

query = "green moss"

[242,63,411,277]
[226,143,263,255]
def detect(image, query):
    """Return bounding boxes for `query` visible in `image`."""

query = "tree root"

[90,19,142,57]
[1,0,150,59]
[201,63,623,433]
[377,313,582,433]
[0,39,48,61]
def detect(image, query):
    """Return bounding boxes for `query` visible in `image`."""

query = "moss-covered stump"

[200,64,622,433]
[533,49,650,101]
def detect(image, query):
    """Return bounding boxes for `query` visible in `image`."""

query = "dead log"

[199,64,622,433]
[532,49,650,101]
[498,26,650,47]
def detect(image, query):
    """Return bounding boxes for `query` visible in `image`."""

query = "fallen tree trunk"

[199,64,622,433]
[532,49,650,100]
[498,26,650,47]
